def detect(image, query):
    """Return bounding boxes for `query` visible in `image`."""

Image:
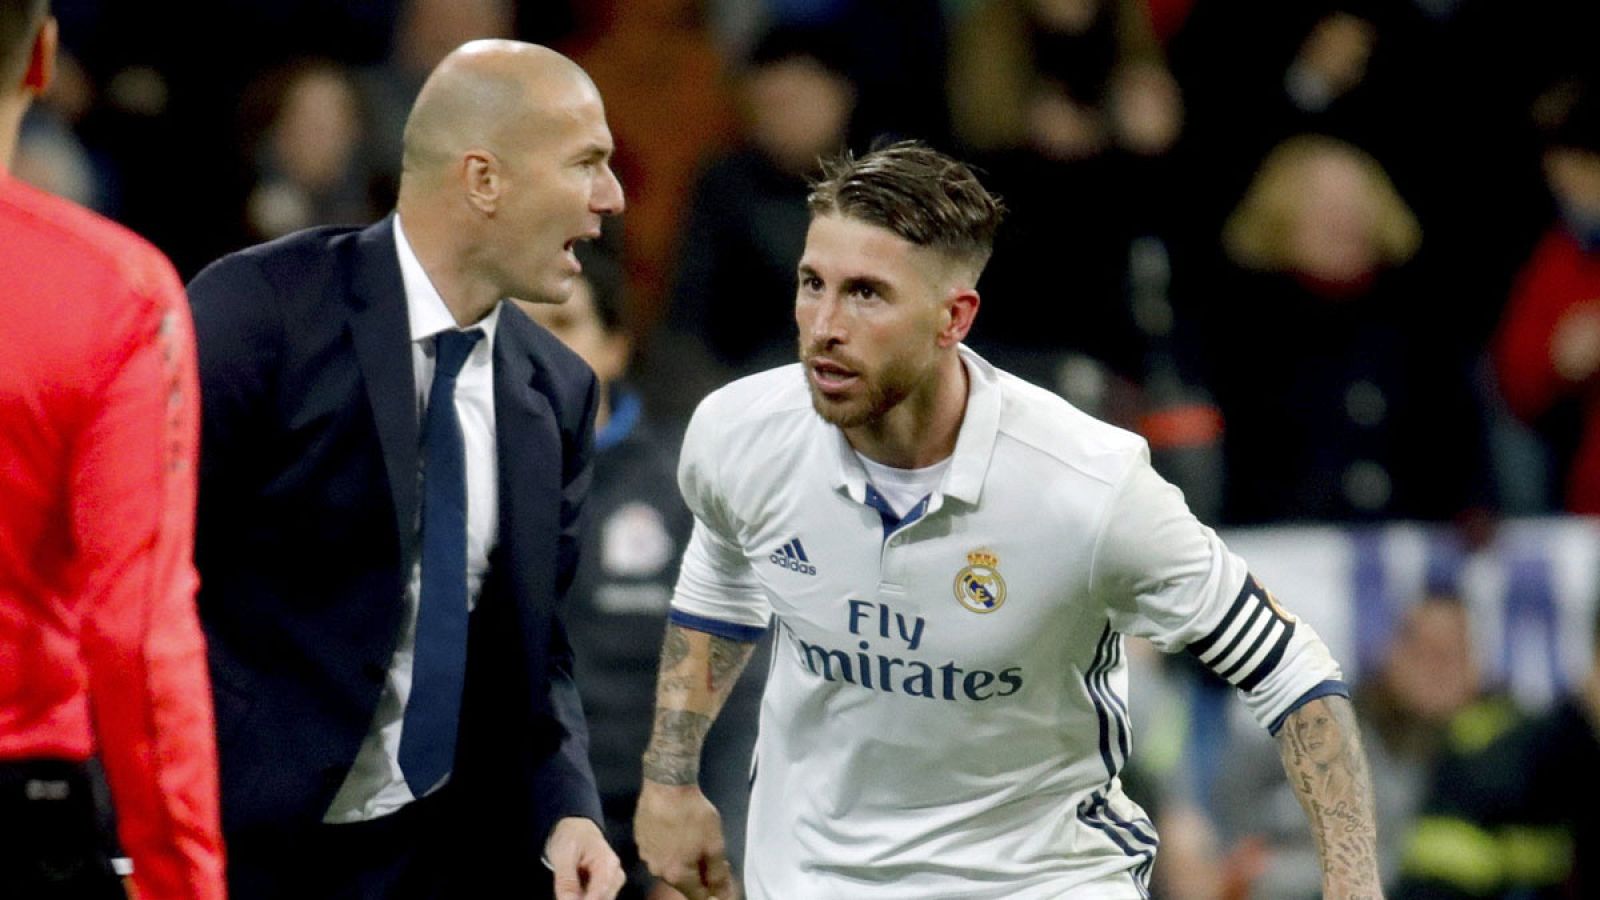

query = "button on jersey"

[671,347,1342,899]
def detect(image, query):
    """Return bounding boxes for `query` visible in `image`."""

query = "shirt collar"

[394,213,501,346]
[828,344,999,509]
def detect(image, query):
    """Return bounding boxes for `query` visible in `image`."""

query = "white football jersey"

[671,347,1344,899]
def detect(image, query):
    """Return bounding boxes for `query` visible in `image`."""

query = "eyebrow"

[841,275,893,297]
[572,143,613,164]
[797,264,892,297]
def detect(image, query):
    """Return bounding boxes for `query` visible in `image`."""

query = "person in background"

[1493,87,1600,513]
[566,0,737,334]
[0,0,224,896]
[1395,602,1599,898]
[516,244,766,900]
[1203,134,1483,524]
[652,24,857,419]
[188,39,625,899]
[239,59,381,241]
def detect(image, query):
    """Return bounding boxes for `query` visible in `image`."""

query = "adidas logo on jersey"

[768,538,817,576]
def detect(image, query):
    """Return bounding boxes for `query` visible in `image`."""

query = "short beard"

[801,353,919,430]
[808,379,909,429]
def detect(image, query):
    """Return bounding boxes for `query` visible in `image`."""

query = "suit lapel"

[494,315,558,602]
[348,216,422,567]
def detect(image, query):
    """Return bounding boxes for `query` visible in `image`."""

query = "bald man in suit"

[189,41,627,899]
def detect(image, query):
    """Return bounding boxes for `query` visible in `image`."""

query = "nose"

[594,164,625,216]
[804,293,847,347]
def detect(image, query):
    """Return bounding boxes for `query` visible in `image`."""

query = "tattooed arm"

[635,623,758,900]
[1276,695,1385,900]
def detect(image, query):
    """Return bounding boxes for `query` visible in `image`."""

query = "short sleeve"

[1090,454,1342,730]
[669,397,771,636]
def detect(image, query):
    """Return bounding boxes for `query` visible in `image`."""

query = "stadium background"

[17,0,1597,896]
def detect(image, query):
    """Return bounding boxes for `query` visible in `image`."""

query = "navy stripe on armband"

[668,609,768,642]
[1185,573,1297,691]
[1267,679,1350,736]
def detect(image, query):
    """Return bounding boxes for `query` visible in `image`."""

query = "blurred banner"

[1223,518,1600,709]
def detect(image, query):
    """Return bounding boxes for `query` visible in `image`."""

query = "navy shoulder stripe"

[669,609,768,642]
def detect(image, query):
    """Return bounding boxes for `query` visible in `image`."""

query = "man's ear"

[938,287,980,348]
[463,149,501,213]
[22,16,56,95]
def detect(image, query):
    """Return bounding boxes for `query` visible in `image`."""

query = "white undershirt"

[854,453,951,518]
[324,215,501,823]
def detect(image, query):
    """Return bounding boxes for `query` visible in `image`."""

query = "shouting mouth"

[563,229,601,271]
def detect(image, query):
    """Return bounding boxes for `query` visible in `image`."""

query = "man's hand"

[545,816,626,900]
[635,781,738,900]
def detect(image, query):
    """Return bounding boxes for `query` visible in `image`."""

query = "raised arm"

[1276,695,1384,899]
[635,622,758,900]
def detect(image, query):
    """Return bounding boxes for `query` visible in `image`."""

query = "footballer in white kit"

[634,143,1384,900]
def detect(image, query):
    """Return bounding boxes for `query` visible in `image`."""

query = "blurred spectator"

[1168,0,1439,230]
[1420,0,1600,359]
[1395,601,1599,898]
[1201,134,1482,524]
[757,0,949,147]
[359,0,516,198]
[649,24,855,418]
[949,0,1188,392]
[566,0,738,333]
[240,59,381,240]
[514,245,765,899]
[1210,593,1494,898]
[1493,89,1600,513]
[948,0,1175,160]
[12,45,106,209]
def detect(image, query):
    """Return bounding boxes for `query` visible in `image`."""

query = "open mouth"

[808,358,860,392]
[563,230,602,270]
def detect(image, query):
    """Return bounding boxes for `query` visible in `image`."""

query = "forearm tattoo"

[642,625,756,785]
[660,624,691,672]
[641,709,713,785]
[1276,696,1383,899]
[708,634,748,693]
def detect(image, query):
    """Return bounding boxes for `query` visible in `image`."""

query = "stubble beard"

[800,344,922,430]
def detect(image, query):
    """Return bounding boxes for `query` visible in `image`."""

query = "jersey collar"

[828,344,1001,512]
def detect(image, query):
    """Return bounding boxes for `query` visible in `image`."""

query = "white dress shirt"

[324,216,501,823]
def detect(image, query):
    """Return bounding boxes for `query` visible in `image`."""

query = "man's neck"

[845,353,969,470]
[395,203,500,327]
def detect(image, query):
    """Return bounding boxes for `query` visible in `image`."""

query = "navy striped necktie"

[400,327,482,795]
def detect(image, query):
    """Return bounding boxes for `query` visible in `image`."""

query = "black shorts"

[0,759,124,899]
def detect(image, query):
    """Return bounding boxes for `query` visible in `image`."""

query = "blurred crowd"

[19,0,1600,529]
[16,0,1600,896]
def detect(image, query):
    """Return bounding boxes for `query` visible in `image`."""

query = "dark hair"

[574,242,627,336]
[0,0,47,83]
[807,141,1005,274]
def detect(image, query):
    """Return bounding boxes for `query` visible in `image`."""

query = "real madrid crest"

[954,549,1007,613]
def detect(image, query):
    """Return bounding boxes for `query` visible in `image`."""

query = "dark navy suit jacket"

[187,216,603,863]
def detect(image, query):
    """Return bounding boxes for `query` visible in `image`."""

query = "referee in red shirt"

[0,2,225,897]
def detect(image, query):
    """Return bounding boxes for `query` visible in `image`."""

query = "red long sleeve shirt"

[1495,227,1600,513]
[1,175,224,899]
